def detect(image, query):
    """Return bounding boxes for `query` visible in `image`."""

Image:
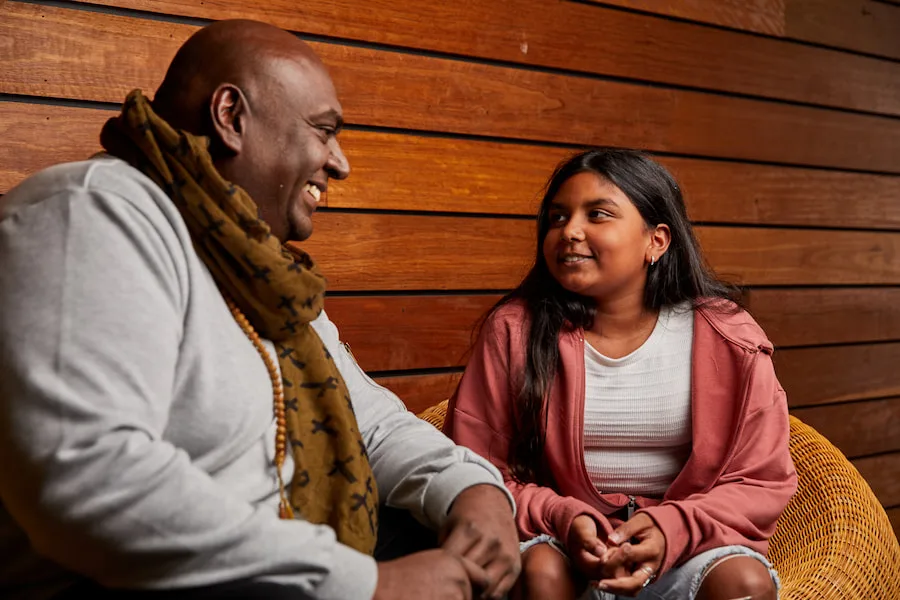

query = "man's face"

[237,57,349,243]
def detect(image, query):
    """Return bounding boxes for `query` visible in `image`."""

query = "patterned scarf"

[100,89,378,554]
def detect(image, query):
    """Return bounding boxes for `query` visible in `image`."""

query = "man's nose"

[326,137,350,180]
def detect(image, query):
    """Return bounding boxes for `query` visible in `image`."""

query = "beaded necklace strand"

[225,297,295,519]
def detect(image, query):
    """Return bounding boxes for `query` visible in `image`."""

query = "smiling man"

[0,19,518,600]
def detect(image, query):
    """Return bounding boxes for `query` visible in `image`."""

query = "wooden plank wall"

[1,0,898,538]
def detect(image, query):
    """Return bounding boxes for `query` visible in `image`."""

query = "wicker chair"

[418,400,900,600]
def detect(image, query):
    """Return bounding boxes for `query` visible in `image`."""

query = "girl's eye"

[548,213,567,225]
[589,209,611,219]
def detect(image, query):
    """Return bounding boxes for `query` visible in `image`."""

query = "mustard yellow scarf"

[100,90,378,554]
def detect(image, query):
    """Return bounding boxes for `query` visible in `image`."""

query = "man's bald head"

[153,20,324,134]
[152,19,350,243]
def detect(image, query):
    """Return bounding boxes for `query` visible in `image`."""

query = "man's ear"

[209,83,248,154]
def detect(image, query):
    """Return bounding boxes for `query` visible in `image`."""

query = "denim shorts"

[519,535,780,600]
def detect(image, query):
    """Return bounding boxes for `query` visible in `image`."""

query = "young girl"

[443,148,797,600]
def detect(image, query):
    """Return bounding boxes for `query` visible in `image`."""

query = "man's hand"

[596,513,666,596]
[375,549,488,600]
[440,484,521,600]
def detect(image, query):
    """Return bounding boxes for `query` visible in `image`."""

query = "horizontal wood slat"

[586,0,786,35]
[325,288,900,372]
[5,3,900,172]
[327,295,497,372]
[298,214,900,290]
[373,372,462,416]
[854,452,900,508]
[791,397,900,458]
[6,102,900,231]
[785,0,900,61]
[746,288,900,347]
[775,342,900,407]
[341,133,900,229]
[0,103,107,195]
[594,0,900,62]
[695,227,900,286]
[70,0,900,117]
[337,132,562,216]
[300,213,535,291]
[668,160,900,231]
[590,0,785,37]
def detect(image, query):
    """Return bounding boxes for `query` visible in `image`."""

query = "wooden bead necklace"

[225,297,295,519]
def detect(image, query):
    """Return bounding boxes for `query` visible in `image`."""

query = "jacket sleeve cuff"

[638,503,689,576]
[548,498,613,545]
[314,542,379,600]
[423,462,515,529]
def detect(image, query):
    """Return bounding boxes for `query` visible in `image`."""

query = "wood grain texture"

[592,0,900,63]
[75,0,900,118]
[746,288,900,347]
[6,103,900,231]
[786,0,900,61]
[854,452,900,507]
[5,3,900,172]
[335,131,564,215]
[323,288,900,373]
[791,397,900,458]
[372,372,462,415]
[338,132,900,229]
[775,343,900,407]
[666,159,900,231]
[585,0,786,34]
[694,227,900,286]
[0,103,110,194]
[299,214,900,290]
[298,213,535,291]
[326,295,498,372]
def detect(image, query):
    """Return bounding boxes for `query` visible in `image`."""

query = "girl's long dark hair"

[493,147,741,485]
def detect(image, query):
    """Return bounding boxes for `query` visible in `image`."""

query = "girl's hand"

[596,513,666,595]
[565,515,608,580]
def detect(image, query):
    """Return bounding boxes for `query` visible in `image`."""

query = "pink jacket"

[443,300,797,576]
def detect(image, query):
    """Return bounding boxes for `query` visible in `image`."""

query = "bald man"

[0,20,519,600]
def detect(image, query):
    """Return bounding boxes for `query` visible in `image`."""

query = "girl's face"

[542,172,656,304]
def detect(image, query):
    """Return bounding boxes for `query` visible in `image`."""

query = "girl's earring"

[650,256,656,266]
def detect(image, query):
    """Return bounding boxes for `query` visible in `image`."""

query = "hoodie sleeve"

[443,309,613,545]
[639,351,798,576]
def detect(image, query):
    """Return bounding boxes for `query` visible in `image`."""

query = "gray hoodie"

[0,157,508,599]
